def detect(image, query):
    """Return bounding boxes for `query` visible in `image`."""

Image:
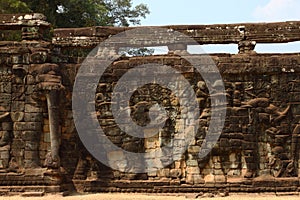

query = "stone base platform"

[73,177,300,195]
[0,173,299,195]
[0,168,63,196]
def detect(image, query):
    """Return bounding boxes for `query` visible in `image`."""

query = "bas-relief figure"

[0,13,300,194]
[0,112,10,171]
[242,98,293,178]
[34,64,64,169]
[188,80,299,180]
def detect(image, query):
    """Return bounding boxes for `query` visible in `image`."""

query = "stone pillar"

[168,44,188,54]
[44,90,61,168]
[35,65,64,169]
[238,40,256,54]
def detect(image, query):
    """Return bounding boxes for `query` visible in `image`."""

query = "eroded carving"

[0,112,11,171]
[35,64,64,169]
[242,98,295,178]
[0,13,300,195]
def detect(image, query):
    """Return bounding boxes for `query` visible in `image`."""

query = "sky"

[131,0,300,53]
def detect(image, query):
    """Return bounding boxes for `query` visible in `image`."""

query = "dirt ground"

[0,193,300,200]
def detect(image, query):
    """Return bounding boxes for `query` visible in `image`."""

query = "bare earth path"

[0,194,300,200]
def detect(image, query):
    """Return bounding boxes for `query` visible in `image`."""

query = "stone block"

[174,161,181,169]
[12,92,25,101]
[12,85,25,93]
[21,192,44,197]
[0,151,10,159]
[227,169,241,176]
[11,101,25,112]
[43,124,49,132]
[103,125,120,136]
[144,128,159,138]
[186,159,198,167]
[109,135,123,145]
[242,141,255,150]
[24,112,43,122]
[43,132,50,143]
[186,166,200,174]
[22,131,39,141]
[25,85,36,95]
[12,76,24,84]
[145,137,159,149]
[170,169,182,178]
[157,168,170,177]
[39,150,48,159]
[229,153,237,162]
[25,104,43,113]
[204,174,215,183]
[186,174,204,184]
[147,168,157,177]
[107,150,125,161]
[43,118,49,125]
[230,162,240,169]
[13,122,42,131]
[0,159,9,168]
[214,162,222,169]
[24,159,39,168]
[11,139,25,149]
[289,92,300,102]
[229,139,242,147]
[2,122,12,131]
[219,138,229,148]
[26,75,35,84]
[25,141,39,150]
[24,150,38,159]
[13,131,22,139]
[188,145,200,154]
[0,82,11,93]
[11,149,24,157]
[0,106,10,112]
[193,174,204,184]
[122,141,141,152]
[11,54,29,64]
[213,169,225,175]
[10,112,24,122]
[214,175,226,183]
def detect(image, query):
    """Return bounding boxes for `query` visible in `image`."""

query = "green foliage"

[0,0,151,55]
[119,47,155,57]
[0,0,31,14]
[3,0,150,28]
[104,0,149,26]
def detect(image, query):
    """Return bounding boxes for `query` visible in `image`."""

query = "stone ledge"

[53,21,300,47]
[72,178,300,194]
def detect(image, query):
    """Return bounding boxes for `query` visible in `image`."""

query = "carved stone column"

[36,64,64,169]
[44,90,61,168]
[238,40,256,54]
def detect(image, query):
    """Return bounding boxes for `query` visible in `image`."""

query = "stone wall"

[0,13,299,195]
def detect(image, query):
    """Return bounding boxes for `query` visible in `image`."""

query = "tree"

[0,0,152,56]
[119,47,155,57]
[0,0,31,14]
[2,0,149,28]
[103,0,149,26]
